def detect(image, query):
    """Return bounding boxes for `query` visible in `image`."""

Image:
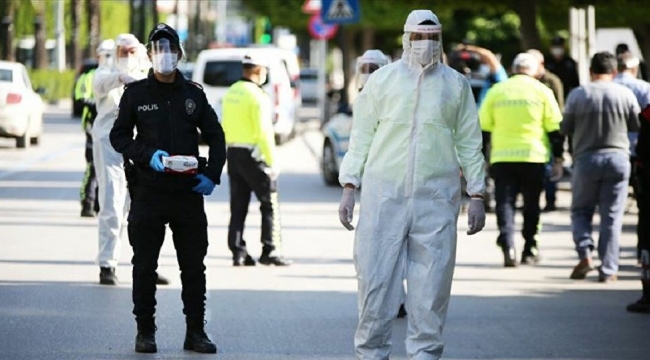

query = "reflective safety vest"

[221,79,276,166]
[479,74,562,164]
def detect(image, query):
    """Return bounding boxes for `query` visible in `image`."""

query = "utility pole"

[87,0,100,59]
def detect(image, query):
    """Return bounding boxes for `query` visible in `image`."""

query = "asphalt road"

[0,105,647,360]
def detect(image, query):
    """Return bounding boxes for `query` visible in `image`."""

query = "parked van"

[193,46,302,144]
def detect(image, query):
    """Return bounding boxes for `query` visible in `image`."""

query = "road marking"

[0,143,81,180]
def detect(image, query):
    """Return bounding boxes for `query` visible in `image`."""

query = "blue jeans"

[571,151,630,275]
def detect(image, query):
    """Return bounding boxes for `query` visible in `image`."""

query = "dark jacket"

[110,70,226,193]
[545,55,580,100]
[637,106,650,162]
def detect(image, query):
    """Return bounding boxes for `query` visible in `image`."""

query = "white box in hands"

[162,155,199,174]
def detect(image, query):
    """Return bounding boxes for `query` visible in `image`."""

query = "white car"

[0,61,44,148]
[193,47,302,144]
[321,109,352,186]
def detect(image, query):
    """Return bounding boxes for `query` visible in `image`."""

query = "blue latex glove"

[192,174,215,195]
[149,150,169,172]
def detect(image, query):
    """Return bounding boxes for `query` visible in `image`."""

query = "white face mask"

[410,40,440,66]
[551,47,564,57]
[152,52,178,75]
[116,56,137,72]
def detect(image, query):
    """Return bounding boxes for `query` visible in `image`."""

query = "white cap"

[512,52,539,74]
[404,10,442,33]
[242,54,268,68]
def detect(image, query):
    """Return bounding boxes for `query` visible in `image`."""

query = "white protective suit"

[92,34,148,268]
[338,10,486,360]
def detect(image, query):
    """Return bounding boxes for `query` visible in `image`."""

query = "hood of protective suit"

[356,49,389,89]
[401,10,443,70]
[112,33,142,73]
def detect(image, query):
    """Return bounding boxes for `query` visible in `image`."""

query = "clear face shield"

[403,22,443,68]
[355,62,382,89]
[150,38,180,75]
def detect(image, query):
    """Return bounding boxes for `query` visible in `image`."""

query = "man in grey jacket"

[561,52,640,283]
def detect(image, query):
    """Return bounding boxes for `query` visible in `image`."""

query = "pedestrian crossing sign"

[321,0,360,25]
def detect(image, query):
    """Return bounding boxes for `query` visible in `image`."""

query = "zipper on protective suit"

[405,69,425,197]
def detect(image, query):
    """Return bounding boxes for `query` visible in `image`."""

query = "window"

[300,72,318,81]
[21,68,32,89]
[0,69,13,82]
[203,61,242,87]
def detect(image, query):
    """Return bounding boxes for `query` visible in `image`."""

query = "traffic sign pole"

[318,38,328,124]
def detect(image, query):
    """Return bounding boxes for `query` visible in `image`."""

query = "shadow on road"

[0,283,647,359]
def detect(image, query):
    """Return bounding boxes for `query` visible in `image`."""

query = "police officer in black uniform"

[109,23,226,354]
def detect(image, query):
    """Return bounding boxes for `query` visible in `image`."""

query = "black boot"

[135,317,157,353]
[184,318,217,353]
[99,267,119,285]
[259,253,292,266]
[521,245,541,265]
[80,202,95,217]
[155,272,170,285]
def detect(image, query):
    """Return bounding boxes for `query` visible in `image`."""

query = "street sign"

[302,0,322,14]
[308,14,338,40]
[321,0,360,25]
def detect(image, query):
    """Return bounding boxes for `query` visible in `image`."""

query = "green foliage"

[28,69,76,102]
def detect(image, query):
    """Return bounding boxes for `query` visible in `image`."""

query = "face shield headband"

[150,38,180,75]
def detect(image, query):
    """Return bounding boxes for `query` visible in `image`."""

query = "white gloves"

[338,187,355,231]
[119,73,137,84]
[264,166,280,181]
[467,198,486,235]
[549,160,564,182]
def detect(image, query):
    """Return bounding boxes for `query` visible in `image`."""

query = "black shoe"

[184,319,217,353]
[80,205,95,217]
[259,254,293,266]
[503,247,517,267]
[627,296,650,314]
[543,204,557,212]
[397,303,407,318]
[135,317,157,353]
[99,267,119,285]
[155,272,170,285]
[520,248,541,265]
[233,255,256,267]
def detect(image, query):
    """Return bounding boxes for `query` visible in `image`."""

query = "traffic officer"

[221,54,292,267]
[109,23,225,354]
[76,39,114,218]
[479,53,564,267]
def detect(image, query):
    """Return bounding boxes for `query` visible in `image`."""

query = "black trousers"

[636,162,650,259]
[227,147,281,259]
[128,186,208,319]
[492,162,546,251]
[80,132,98,211]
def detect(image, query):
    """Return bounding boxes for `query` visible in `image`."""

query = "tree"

[32,0,47,69]
[71,0,82,68]
[87,0,100,58]
[0,0,16,61]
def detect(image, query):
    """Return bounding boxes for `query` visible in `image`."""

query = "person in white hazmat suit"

[338,10,487,360]
[92,34,168,286]
[356,49,409,320]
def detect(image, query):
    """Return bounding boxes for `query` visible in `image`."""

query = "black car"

[72,59,99,118]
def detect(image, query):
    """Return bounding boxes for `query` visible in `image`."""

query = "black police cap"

[148,23,180,47]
